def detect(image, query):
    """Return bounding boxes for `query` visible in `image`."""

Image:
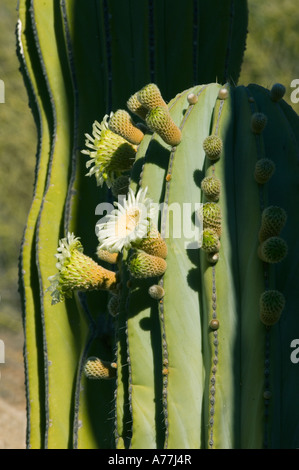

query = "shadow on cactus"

[44,81,299,449]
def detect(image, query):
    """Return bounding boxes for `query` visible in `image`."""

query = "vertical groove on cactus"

[60,2,79,236]
[17,4,50,448]
[27,0,61,448]
[203,90,228,449]
[246,90,271,447]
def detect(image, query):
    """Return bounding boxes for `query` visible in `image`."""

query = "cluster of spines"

[200,202,222,259]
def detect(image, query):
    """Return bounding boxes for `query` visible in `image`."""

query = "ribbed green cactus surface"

[18,0,299,451]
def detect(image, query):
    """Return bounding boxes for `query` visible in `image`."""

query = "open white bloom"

[81,113,136,188]
[96,187,157,253]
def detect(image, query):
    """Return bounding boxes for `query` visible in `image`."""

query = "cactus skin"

[123,82,299,449]
[18,0,299,452]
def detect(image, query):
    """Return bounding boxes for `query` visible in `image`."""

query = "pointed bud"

[203,135,223,160]
[137,83,167,110]
[84,357,117,380]
[128,250,167,279]
[254,158,275,184]
[108,109,144,145]
[146,106,181,146]
[127,92,148,120]
[260,290,285,326]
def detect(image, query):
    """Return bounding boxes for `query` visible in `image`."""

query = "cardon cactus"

[17,0,299,450]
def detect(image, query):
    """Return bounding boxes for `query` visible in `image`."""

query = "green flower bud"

[260,290,285,326]
[146,106,181,146]
[259,206,287,242]
[128,250,167,279]
[201,228,221,253]
[108,109,144,145]
[137,83,167,110]
[132,224,167,259]
[203,135,223,160]
[201,176,221,202]
[254,158,275,184]
[202,203,222,237]
[270,83,286,102]
[258,236,288,263]
[251,112,267,134]
[127,92,148,120]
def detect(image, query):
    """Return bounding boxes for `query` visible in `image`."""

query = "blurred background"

[0,0,298,449]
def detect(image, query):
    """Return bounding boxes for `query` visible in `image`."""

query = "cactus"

[17,0,299,450]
